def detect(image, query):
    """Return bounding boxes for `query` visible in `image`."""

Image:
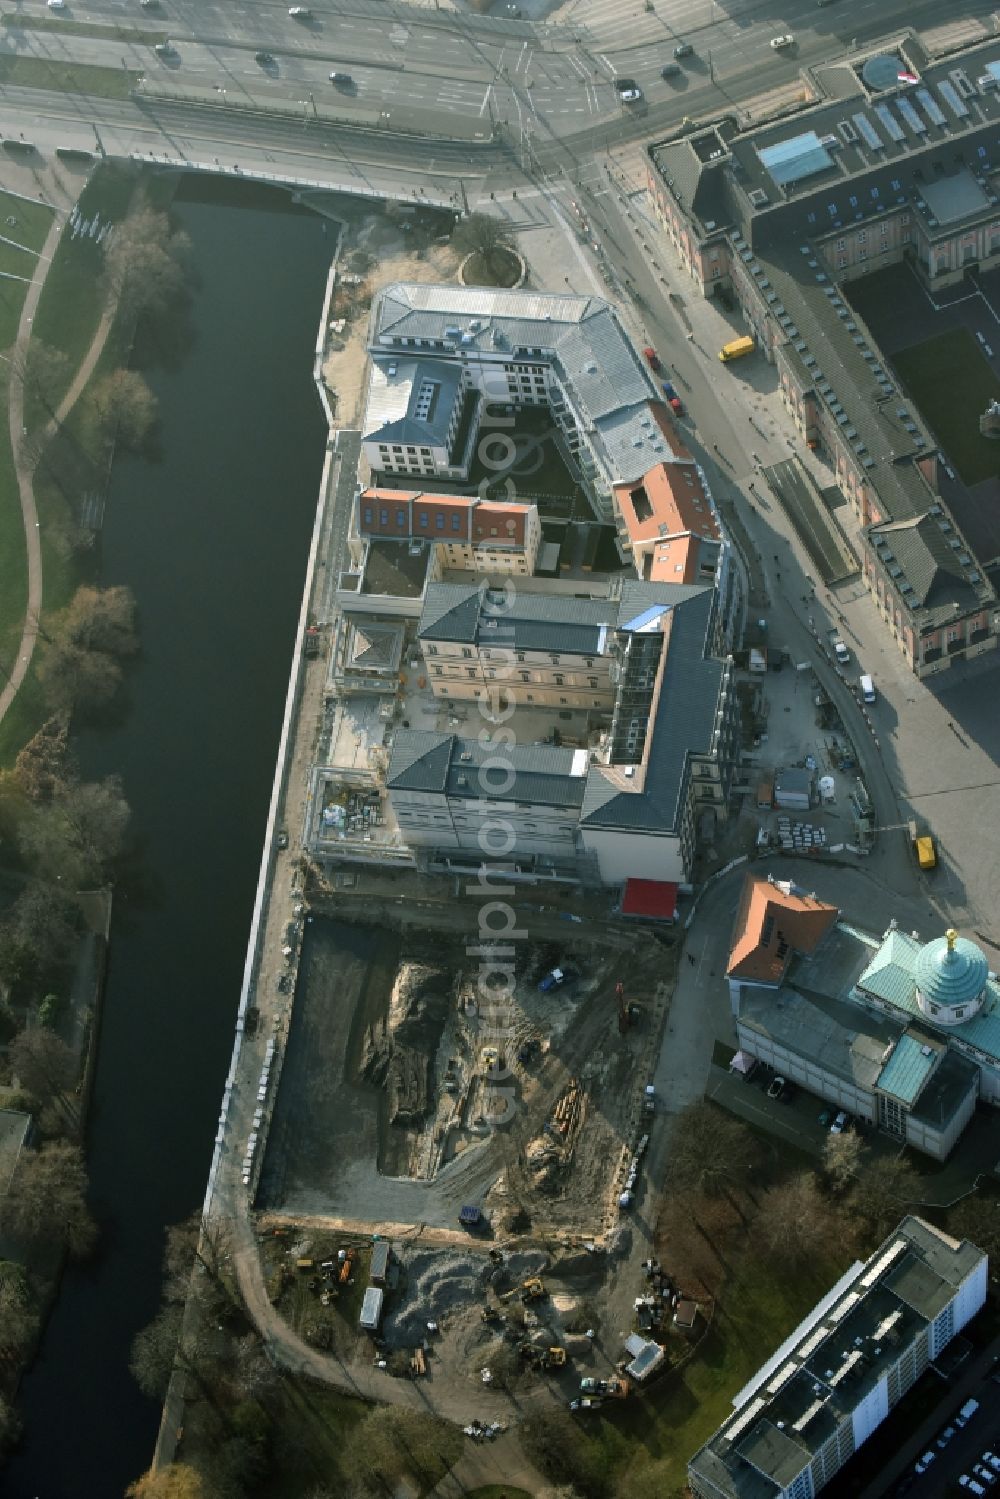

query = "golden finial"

[946,928,959,952]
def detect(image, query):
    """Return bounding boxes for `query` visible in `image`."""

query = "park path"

[0,216,115,730]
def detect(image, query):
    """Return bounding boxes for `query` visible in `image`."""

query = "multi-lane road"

[0,0,995,159]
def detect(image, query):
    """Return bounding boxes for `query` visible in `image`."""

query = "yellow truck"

[908,820,937,870]
[719,334,755,363]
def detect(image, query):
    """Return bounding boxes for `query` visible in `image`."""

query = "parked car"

[829,1110,849,1134]
[154,41,175,55]
[974,1465,997,1486]
[660,63,682,79]
[662,382,684,414]
[255,50,276,66]
[643,346,662,372]
[937,1426,956,1448]
[289,4,312,13]
[770,34,795,49]
[673,41,693,58]
[915,1452,935,1473]
[767,1076,786,1100]
[329,71,353,86]
[47,0,66,8]
[833,638,850,664]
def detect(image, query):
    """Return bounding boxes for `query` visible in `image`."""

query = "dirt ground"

[320,208,462,430]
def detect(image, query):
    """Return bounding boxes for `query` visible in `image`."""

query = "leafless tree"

[850,1155,923,1245]
[3,1141,96,1258]
[103,208,191,322]
[125,1465,209,1499]
[822,1130,866,1194]
[90,368,158,449]
[756,1172,835,1267]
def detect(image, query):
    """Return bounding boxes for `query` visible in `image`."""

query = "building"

[726,874,1000,1160]
[688,1216,987,1499]
[647,30,1000,677]
[364,283,689,521]
[385,578,739,887]
[355,487,542,576]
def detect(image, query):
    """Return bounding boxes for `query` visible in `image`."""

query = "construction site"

[251,903,679,1399]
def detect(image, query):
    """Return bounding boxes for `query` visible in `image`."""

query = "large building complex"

[727,873,1000,1160]
[362,283,689,521]
[648,29,1000,677]
[688,1217,987,1499]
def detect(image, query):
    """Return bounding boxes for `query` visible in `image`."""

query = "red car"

[643,346,662,372]
[662,380,683,416]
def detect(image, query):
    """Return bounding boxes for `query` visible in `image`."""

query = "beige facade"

[421,637,615,712]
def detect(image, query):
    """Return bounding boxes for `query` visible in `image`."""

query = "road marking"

[479,84,492,117]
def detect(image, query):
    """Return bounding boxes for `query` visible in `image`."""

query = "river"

[3,177,334,1499]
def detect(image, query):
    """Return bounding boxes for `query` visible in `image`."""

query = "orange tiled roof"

[614,462,722,549]
[727,874,838,984]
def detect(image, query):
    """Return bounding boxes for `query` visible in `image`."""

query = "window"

[393,445,403,453]
[836,238,845,250]
[554,675,564,686]
[593,699,602,707]
[901,212,910,225]
[424,645,437,656]
[857,231,866,244]
[837,256,847,270]
[890,177,901,191]
[588,677,598,688]
[406,446,417,455]
[461,648,473,658]
[520,671,530,682]
[363,508,373,524]
[858,249,867,261]
[379,510,388,525]
[955,1007,966,1019]
[849,194,858,208]
[451,515,461,531]
[526,694,534,702]
[396,509,405,526]
[418,513,428,527]
[466,668,477,678]
[870,186,880,200]
[436,515,445,529]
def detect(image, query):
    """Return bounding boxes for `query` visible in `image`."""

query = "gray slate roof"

[418,582,617,655]
[386,730,588,808]
[581,585,723,833]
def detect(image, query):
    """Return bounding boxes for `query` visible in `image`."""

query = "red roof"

[621,879,678,921]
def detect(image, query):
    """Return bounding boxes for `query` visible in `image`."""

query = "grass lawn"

[28,163,139,425]
[0,54,141,101]
[892,326,1000,485]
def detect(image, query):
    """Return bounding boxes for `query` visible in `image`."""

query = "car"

[829,1110,849,1134]
[662,382,684,414]
[833,638,850,664]
[539,967,567,992]
[329,71,352,86]
[276,829,289,850]
[140,0,159,8]
[770,34,795,49]
[986,1455,1000,1473]
[938,1426,957,1448]
[974,1466,997,1485]
[154,41,175,55]
[960,1480,987,1496]
[255,50,276,65]
[289,4,312,12]
[661,63,682,79]
[767,1076,786,1100]
[673,42,693,58]
[915,1452,935,1473]
[614,78,642,102]
[643,346,662,372]
[47,0,66,8]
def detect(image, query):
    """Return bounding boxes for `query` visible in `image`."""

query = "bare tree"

[0,1264,39,1360]
[90,368,158,449]
[451,212,516,279]
[19,774,131,887]
[944,1194,1000,1262]
[8,1027,76,1110]
[5,880,80,978]
[37,586,137,719]
[14,714,72,802]
[756,1172,834,1267]
[823,1130,866,1194]
[667,1100,758,1205]
[3,1141,97,1258]
[57,585,138,658]
[850,1155,923,1245]
[103,208,191,322]
[38,641,124,718]
[5,339,70,426]
[126,1465,209,1499]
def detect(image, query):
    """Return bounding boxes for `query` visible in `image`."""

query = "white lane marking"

[479,84,492,117]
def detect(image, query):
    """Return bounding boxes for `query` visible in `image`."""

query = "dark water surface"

[4,179,332,1499]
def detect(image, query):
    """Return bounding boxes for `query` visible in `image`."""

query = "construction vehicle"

[519,1343,565,1370]
[500,1277,546,1304]
[303,624,321,658]
[410,1346,427,1377]
[459,1204,483,1230]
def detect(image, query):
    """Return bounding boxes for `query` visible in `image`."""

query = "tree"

[667,1100,758,1201]
[3,1141,97,1257]
[37,586,137,718]
[90,368,158,449]
[0,1263,39,1359]
[19,774,131,887]
[6,339,70,425]
[756,1173,834,1267]
[162,1211,234,1314]
[0,1392,22,1454]
[823,1130,866,1194]
[55,585,138,659]
[946,1194,1000,1263]
[8,1027,75,1109]
[37,641,124,717]
[451,212,516,278]
[103,207,191,322]
[126,1465,208,1499]
[14,714,72,802]
[850,1155,923,1244]
[130,1305,185,1399]
[3,879,81,979]
[228,1333,277,1402]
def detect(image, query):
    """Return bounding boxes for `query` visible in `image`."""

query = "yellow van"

[719,335,755,363]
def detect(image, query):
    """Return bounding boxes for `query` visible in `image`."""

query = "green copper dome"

[915,928,988,1015]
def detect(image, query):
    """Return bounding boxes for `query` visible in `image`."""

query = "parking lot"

[895,1376,1000,1498]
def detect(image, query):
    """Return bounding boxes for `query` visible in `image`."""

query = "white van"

[859,673,875,704]
[958,1397,980,1426]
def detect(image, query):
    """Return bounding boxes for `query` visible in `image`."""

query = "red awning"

[621,879,678,921]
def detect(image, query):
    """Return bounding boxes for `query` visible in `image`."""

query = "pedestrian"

[687,953,696,967]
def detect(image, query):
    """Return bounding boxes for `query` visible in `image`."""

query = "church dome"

[914,928,989,1024]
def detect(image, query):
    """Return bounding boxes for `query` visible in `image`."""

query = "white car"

[829,1110,849,1134]
[770,34,794,49]
[47,0,66,8]
[833,638,850,664]
[614,79,643,103]
[289,5,312,13]
[915,1451,935,1473]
